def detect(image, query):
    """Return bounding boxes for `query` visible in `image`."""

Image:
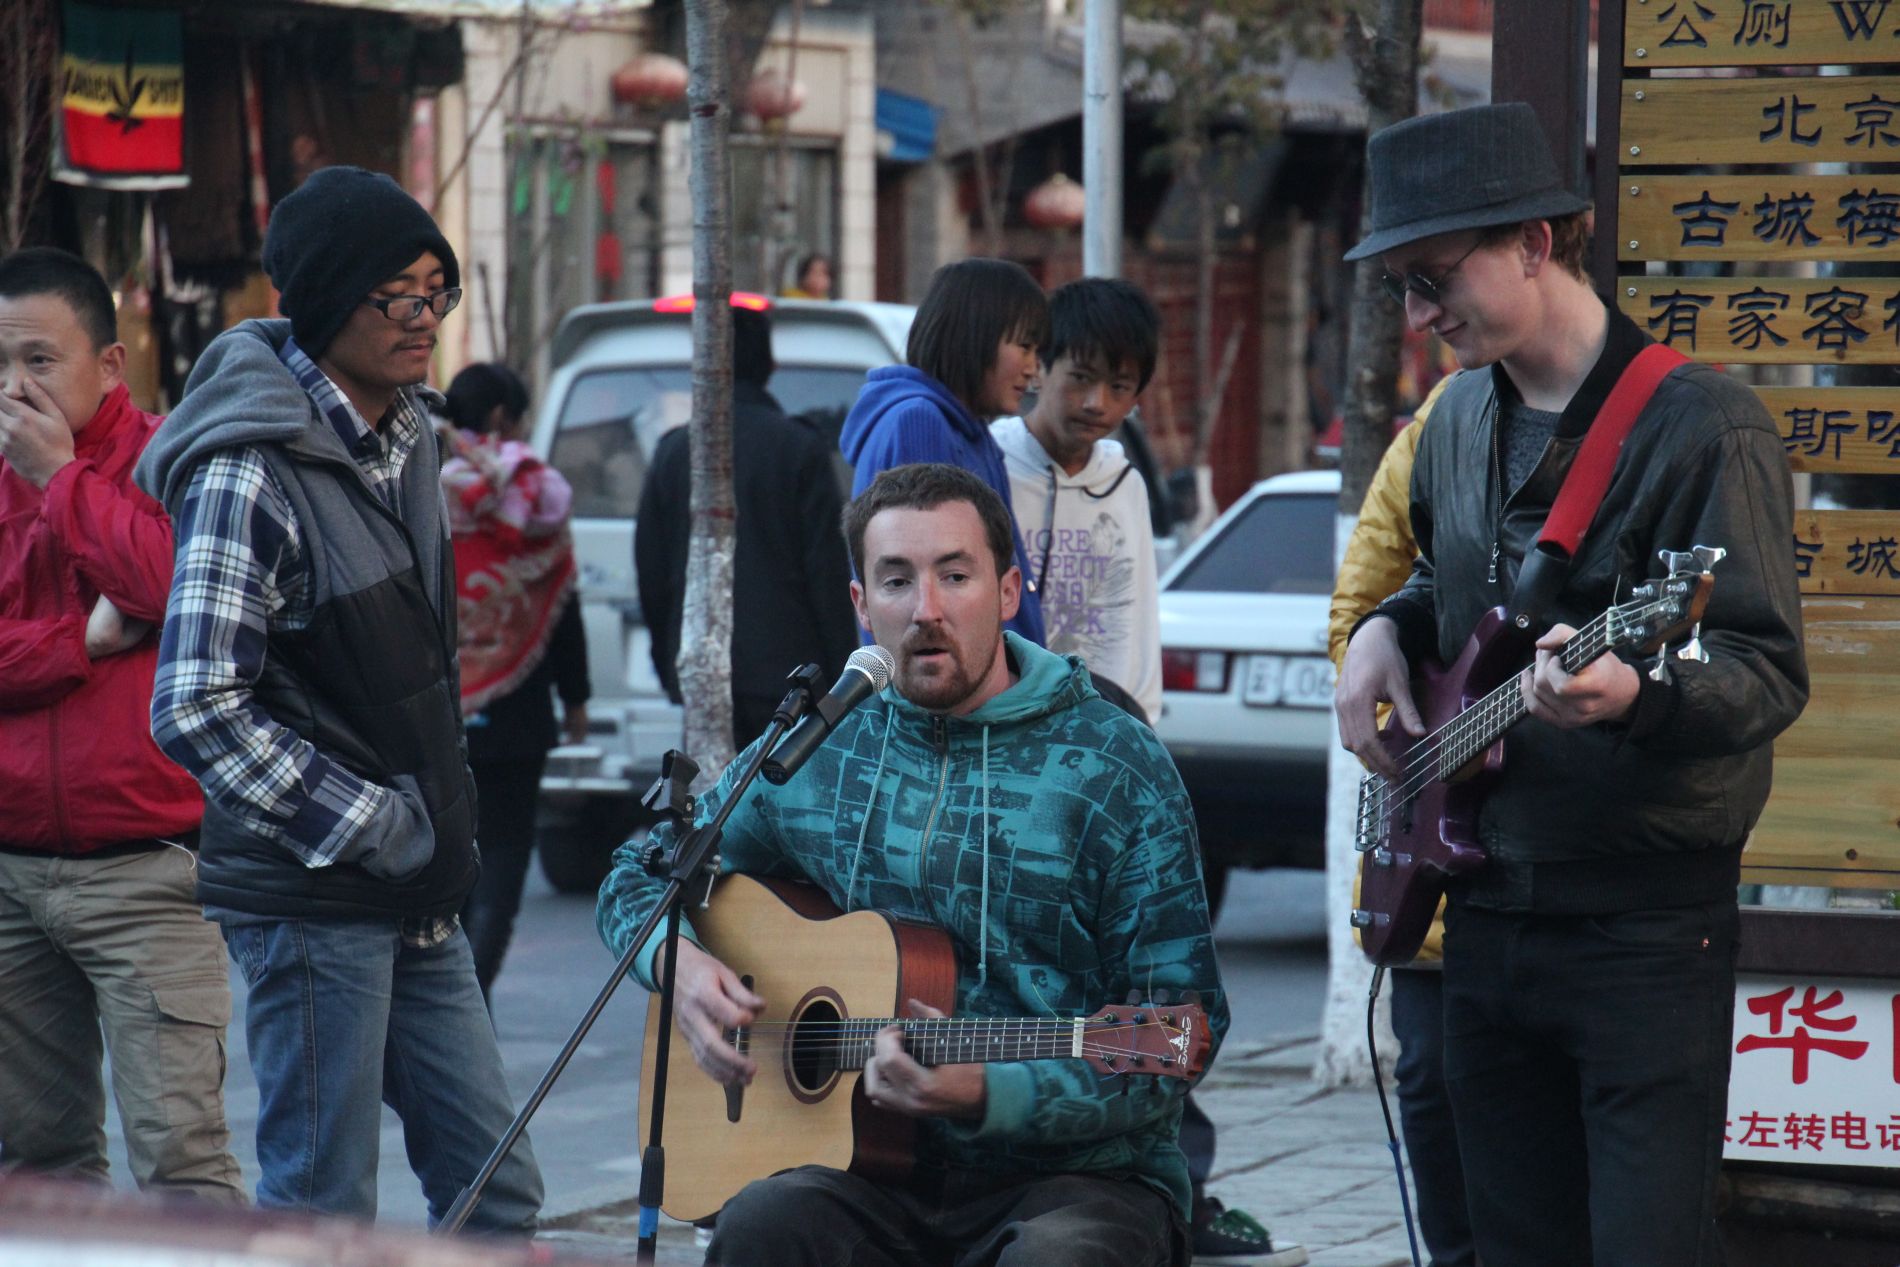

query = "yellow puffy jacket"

[1329,377,1449,962]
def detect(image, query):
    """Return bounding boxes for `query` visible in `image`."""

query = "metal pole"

[1082,0,1123,279]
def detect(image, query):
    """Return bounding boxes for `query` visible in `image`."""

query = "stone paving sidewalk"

[541,1034,1423,1267]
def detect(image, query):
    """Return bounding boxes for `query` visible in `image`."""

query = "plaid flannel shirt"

[152,337,455,947]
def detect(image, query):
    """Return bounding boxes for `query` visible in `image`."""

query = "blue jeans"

[223,918,543,1229]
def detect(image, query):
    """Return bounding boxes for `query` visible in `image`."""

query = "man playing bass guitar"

[1335,104,1807,1266]
[599,462,1227,1267]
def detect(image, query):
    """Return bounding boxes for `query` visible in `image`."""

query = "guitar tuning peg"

[1647,648,1674,684]
[1675,622,1709,665]
[1150,989,1172,1007]
[1125,989,1142,1006]
[1657,548,1697,575]
[1691,544,1726,573]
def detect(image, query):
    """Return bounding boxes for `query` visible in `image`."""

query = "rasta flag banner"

[56,1,188,190]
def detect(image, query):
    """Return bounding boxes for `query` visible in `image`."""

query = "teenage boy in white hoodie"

[992,277,1163,724]
[993,278,1307,1266]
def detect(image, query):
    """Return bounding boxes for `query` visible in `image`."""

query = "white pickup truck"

[525,295,914,890]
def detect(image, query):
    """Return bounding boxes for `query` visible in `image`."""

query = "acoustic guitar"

[637,873,1211,1222]
[1349,547,1718,966]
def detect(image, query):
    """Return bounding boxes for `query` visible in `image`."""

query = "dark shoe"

[1191,1197,1310,1266]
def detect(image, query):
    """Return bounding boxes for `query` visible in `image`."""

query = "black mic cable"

[1368,964,1425,1267]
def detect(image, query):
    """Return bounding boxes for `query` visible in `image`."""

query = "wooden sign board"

[1744,595,1900,886]
[1616,277,1900,363]
[1621,74,1900,165]
[1626,1,1900,70]
[1761,388,1900,473]
[1621,175,1900,262]
[1794,510,1900,595]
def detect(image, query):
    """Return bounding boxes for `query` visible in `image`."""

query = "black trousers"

[1390,967,1476,1267]
[1441,899,1739,1267]
[460,754,550,1001]
[706,1163,1186,1267]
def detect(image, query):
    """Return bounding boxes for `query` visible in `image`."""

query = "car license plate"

[1241,655,1334,708]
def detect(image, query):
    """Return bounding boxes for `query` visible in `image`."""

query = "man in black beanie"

[138,166,543,1229]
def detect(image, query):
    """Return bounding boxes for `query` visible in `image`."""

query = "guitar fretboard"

[832,1017,1085,1068]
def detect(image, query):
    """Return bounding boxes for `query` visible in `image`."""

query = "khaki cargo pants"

[0,843,244,1198]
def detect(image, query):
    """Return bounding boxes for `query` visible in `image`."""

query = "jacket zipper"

[1488,395,1504,586]
[919,715,951,847]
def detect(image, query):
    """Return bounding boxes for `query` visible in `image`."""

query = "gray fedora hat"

[1344,102,1591,261]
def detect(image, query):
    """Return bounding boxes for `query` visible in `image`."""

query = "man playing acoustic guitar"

[1335,103,1808,1266]
[598,462,1227,1266]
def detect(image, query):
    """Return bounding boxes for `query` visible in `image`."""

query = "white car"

[527,294,915,889]
[1154,470,1341,909]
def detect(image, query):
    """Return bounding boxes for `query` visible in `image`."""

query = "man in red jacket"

[0,247,242,1198]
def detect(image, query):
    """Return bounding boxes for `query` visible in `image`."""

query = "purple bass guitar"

[1350,547,1719,966]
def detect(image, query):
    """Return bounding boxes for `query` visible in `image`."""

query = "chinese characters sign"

[1729,975,1900,1166]
[1618,278,1900,363]
[1630,1,1900,68]
[1790,510,1900,594]
[1623,74,1900,164]
[1622,176,1900,261]
[1760,389,1900,472]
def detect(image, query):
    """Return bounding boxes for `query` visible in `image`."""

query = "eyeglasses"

[1379,241,1481,309]
[363,287,463,322]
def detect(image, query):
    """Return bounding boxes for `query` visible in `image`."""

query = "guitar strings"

[1355,594,1675,833]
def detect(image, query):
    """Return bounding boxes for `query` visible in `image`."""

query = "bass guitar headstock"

[1081,993,1211,1080]
[1606,545,1720,677]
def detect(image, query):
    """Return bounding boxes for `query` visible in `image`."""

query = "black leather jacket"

[1375,307,1808,912]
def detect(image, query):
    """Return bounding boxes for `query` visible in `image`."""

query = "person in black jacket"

[635,304,859,744]
[1335,105,1806,1266]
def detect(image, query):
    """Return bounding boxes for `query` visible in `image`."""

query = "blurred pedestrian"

[439,361,590,1004]
[636,303,857,744]
[140,166,543,1228]
[1327,378,1474,1267]
[0,247,243,1201]
[782,252,833,301]
[840,256,1047,644]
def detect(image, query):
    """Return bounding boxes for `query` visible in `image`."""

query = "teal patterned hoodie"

[597,633,1228,1217]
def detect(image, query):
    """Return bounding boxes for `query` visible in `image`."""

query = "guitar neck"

[1430,609,1615,779]
[833,1017,1090,1068]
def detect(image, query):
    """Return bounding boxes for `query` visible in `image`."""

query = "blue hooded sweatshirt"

[840,366,1045,645]
[597,634,1226,1218]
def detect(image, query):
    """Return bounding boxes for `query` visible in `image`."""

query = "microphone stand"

[438,665,824,1248]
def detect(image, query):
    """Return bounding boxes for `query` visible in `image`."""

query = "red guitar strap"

[1539,342,1691,554]
[1508,341,1690,626]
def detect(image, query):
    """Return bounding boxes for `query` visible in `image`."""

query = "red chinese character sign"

[1728,977,1900,1164]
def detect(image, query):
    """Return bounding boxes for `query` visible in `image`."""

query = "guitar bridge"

[723,974,755,1124]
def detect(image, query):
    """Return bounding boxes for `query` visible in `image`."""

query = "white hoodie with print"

[991,415,1162,723]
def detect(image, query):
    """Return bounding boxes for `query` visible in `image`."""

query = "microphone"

[761,645,896,785]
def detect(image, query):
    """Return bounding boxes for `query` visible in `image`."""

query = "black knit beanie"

[262,165,460,357]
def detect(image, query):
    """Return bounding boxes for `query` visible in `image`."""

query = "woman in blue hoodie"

[840,257,1048,644]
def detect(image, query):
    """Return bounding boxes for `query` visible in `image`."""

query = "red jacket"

[0,383,201,851]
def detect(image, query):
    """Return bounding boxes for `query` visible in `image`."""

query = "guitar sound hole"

[789,997,842,1093]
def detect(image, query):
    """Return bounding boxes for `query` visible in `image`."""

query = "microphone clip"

[771,663,825,731]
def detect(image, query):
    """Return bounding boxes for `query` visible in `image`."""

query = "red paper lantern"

[612,52,688,108]
[746,68,807,121]
[1023,173,1086,230]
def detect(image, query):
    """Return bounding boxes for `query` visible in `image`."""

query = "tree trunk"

[680,0,739,782]
[1315,0,1421,1090]
[2,0,55,253]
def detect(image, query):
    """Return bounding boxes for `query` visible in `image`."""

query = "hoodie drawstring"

[843,708,896,911]
[978,724,992,989]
